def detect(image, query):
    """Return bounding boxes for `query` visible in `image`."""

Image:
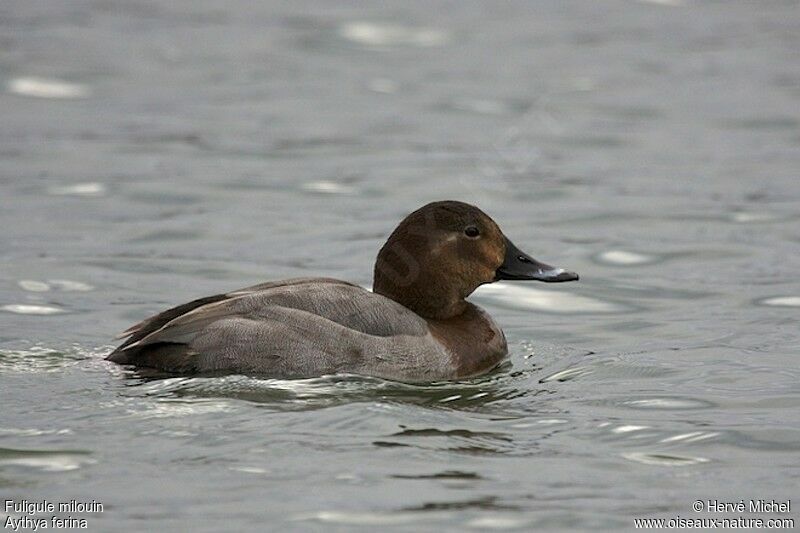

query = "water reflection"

[45,183,107,197]
[595,250,658,266]
[0,447,94,472]
[2,0,799,528]
[7,77,89,99]
[621,452,708,466]
[758,296,800,308]
[1,305,64,315]
[476,283,627,314]
[338,22,450,48]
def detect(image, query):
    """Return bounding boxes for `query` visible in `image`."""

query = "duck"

[107,201,578,382]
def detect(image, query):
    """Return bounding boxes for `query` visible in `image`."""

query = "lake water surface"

[1,1,799,531]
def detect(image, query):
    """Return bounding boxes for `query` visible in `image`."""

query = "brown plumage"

[108,201,578,382]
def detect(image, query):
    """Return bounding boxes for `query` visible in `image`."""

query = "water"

[1,1,799,530]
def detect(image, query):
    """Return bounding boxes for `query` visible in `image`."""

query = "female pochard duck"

[108,201,578,382]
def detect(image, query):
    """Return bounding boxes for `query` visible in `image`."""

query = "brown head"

[373,201,578,319]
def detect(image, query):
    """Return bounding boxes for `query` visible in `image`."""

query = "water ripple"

[621,452,708,466]
[0,447,94,472]
[758,296,800,308]
[476,283,627,314]
[1,304,64,315]
[18,279,94,292]
[621,397,714,410]
[595,250,659,266]
[0,346,97,373]
[7,77,89,99]
[339,22,450,47]
[46,182,107,197]
[295,510,420,525]
[301,180,358,195]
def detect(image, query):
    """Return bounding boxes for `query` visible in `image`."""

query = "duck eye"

[464,226,480,238]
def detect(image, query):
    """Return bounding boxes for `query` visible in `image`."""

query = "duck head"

[373,201,578,319]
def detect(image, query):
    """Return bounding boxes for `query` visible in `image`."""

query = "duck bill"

[495,237,579,282]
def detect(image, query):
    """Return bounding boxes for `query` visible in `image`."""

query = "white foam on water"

[760,296,800,307]
[597,249,655,266]
[477,283,623,314]
[46,182,106,197]
[339,22,450,47]
[1,304,64,315]
[7,77,89,99]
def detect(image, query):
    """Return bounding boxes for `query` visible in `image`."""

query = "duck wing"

[107,277,434,375]
[114,277,341,349]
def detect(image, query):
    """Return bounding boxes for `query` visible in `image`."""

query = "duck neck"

[372,272,467,320]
